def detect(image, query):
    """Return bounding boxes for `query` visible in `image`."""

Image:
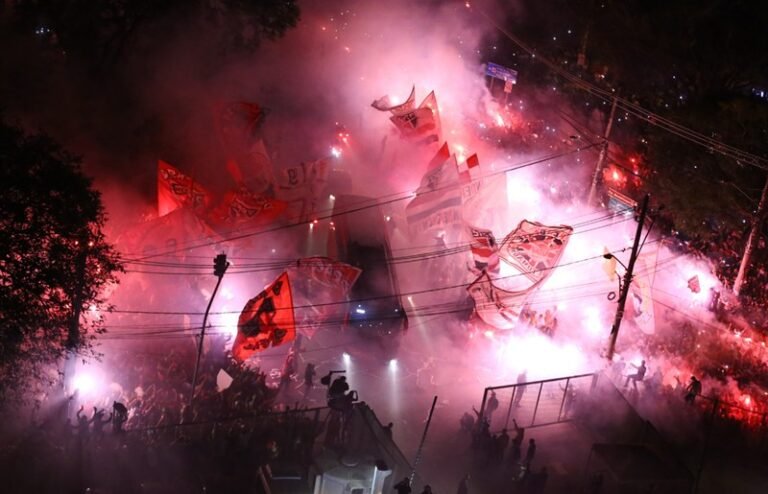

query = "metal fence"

[478,372,599,432]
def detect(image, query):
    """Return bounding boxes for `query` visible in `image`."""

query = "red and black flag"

[157,160,212,217]
[208,186,287,228]
[233,272,295,362]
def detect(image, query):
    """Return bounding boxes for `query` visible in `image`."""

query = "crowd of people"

[0,338,341,493]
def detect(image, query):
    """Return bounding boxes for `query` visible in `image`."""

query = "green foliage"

[0,117,123,402]
[9,0,300,66]
[643,96,768,236]
[510,0,768,236]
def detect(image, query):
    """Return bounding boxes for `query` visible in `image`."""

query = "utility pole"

[190,253,229,406]
[607,194,650,360]
[587,96,618,206]
[733,175,768,295]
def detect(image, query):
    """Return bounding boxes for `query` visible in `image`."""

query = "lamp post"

[189,253,229,406]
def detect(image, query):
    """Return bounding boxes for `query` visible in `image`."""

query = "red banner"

[208,187,286,228]
[287,257,362,338]
[233,272,295,361]
[215,101,265,149]
[157,160,212,217]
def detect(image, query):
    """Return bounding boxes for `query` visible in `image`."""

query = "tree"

[506,0,768,237]
[8,0,300,67]
[0,116,122,402]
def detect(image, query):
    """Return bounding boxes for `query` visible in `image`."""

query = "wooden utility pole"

[733,176,768,295]
[607,194,650,360]
[587,96,618,205]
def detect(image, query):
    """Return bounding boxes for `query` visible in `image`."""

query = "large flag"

[418,91,442,142]
[233,272,295,361]
[458,153,480,183]
[215,101,266,148]
[287,257,362,338]
[498,220,574,285]
[628,242,659,335]
[117,207,220,258]
[467,224,500,272]
[389,91,441,144]
[458,154,481,204]
[157,160,212,217]
[225,139,276,194]
[215,102,274,194]
[208,186,287,228]
[406,154,463,237]
[467,271,527,329]
[371,85,416,115]
[428,142,451,171]
[277,159,330,221]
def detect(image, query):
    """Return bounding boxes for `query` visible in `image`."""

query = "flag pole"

[410,395,438,484]
[190,254,229,406]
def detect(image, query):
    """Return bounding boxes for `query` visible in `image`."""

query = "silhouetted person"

[280,350,297,390]
[112,401,128,433]
[685,376,702,404]
[394,476,412,494]
[495,428,510,464]
[485,390,499,423]
[329,375,349,398]
[624,360,647,390]
[525,438,536,467]
[74,406,90,439]
[303,363,316,395]
[512,418,525,449]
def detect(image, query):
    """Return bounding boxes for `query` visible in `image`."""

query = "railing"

[477,372,599,431]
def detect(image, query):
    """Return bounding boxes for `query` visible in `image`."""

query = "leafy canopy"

[0,117,123,401]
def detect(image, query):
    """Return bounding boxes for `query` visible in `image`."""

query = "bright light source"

[329,194,336,201]
[72,373,96,395]
[385,216,391,222]
[342,352,351,364]
[389,359,398,371]
[484,330,495,339]
[355,307,366,315]
[330,146,342,158]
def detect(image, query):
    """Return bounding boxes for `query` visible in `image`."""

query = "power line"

[117,143,601,263]
[472,5,768,170]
